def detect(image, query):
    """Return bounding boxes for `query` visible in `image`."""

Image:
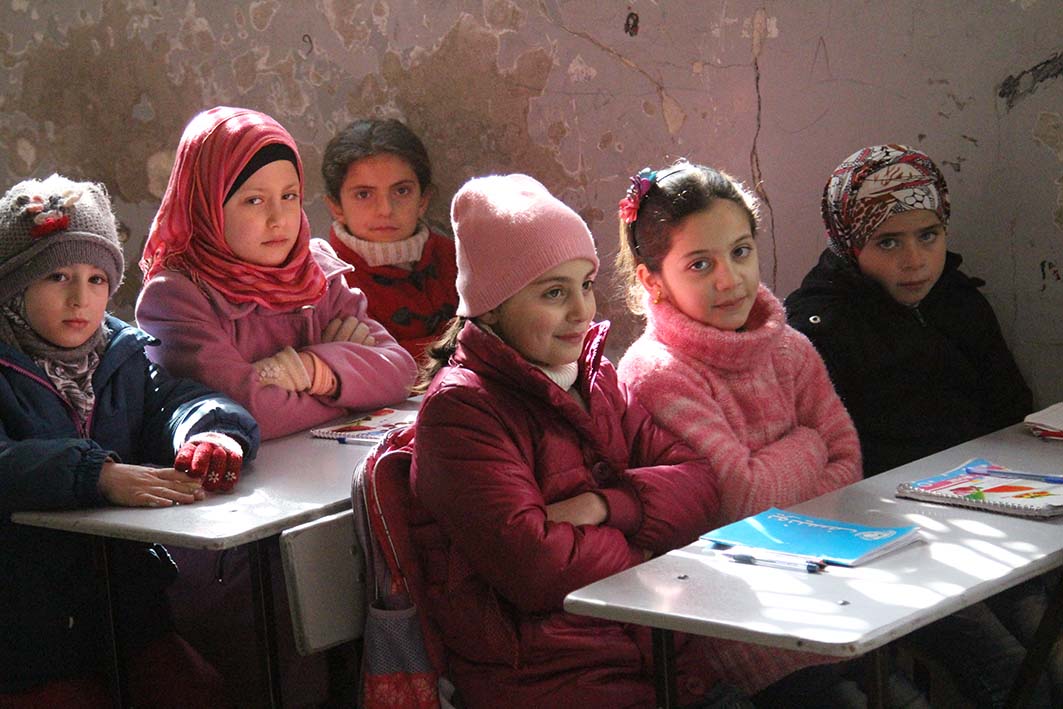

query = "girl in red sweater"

[322,119,458,360]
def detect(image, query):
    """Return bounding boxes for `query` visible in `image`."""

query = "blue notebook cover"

[701,507,921,566]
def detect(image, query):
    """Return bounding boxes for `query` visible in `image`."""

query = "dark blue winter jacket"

[0,315,259,691]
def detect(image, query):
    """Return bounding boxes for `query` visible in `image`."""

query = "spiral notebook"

[310,406,417,443]
[895,457,1063,519]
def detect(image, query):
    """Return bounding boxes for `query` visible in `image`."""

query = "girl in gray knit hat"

[0,174,261,705]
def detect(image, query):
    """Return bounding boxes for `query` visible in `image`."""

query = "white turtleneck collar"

[331,221,429,270]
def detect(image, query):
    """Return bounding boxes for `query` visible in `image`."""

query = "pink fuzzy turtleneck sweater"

[618,284,861,694]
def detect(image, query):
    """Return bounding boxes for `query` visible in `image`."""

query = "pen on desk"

[336,437,372,445]
[724,551,825,574]
[964,464,1063,485]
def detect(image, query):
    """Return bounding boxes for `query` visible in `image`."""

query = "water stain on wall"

[356,12,577,231]
[0,3,202,203]
[1032,111,1063,232]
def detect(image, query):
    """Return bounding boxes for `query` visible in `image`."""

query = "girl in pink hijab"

[137,107,416,440]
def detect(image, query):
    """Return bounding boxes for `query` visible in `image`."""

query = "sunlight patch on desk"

[1002,540,1041,553]
[923,580,966,597]
[759,607,869,631]
[952,518,1008,538]
[904,513,949,533]
[965,539,1031,567]
[844,580,943,608]
[754,591,852,615]
[929,542,1011,580]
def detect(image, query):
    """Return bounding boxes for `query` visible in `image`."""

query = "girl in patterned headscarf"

[136,106,417,441]
[787,145,1060,707]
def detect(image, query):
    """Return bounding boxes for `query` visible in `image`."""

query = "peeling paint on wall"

[1032,111,1063,232]
[1,0,1063,401]
[998,50,1063,111]
[0,3,201,203]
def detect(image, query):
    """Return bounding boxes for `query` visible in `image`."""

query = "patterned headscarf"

[140,106,326,310]
[821,144,950,264]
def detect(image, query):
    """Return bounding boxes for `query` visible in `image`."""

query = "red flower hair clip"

[617,168,656,224]
[19,189,82,238]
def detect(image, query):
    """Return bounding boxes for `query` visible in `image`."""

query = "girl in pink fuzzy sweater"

[615,162,876,705]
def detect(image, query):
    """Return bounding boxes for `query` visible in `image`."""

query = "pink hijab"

[140,106,326,310]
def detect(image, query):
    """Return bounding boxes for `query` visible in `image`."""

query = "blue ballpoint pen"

[722,549,825,574]
[964,464,1063,485]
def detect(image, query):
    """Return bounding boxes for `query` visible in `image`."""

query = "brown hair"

[412,316,468,393]
[321,118,432,201]
[615,161,759,315]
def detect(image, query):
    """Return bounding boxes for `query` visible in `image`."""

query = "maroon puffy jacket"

[411,321,724,708]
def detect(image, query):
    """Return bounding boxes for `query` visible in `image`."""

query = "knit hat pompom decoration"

[0,174,124,304]
[822,144,950,264]
[451,173,599,317]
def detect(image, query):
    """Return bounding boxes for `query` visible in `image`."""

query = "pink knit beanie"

[451,174,599,317]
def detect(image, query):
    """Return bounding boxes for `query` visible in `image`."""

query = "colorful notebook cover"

[895,457,1063,519]
[310,406,417,443]
[701,507,921,567]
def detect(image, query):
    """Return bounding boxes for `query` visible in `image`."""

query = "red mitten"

[174,432,244,492]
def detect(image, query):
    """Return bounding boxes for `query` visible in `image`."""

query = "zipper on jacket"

[911,306,926,326]
[0,358,91,437]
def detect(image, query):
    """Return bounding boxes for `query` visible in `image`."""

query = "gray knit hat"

[0,174,124,303]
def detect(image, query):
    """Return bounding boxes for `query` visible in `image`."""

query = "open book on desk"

[701,507,921,567]
[895,457,1063,519]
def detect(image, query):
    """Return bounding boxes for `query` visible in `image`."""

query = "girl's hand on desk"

[546,492,608,527]
[99,461,205,507]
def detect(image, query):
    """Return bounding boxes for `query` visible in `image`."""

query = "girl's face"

[480,258,597,368]
[222,160,302,267]
[326,153,428,243]
[24,263,109,348]
[637,200,758,331]
[856,209,947,306]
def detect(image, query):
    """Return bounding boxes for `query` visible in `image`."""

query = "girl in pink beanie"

[615,161,877,704]
[410,173,736,708]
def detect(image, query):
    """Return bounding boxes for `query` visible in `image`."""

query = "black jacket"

[784,249,1031,477]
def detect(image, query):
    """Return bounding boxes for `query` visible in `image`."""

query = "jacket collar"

[0,315,149,383]
[806,248,971,311]
[644,283,784,372]
[450,319,611,414]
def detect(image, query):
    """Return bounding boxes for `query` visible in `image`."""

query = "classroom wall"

[2,1,1061,404]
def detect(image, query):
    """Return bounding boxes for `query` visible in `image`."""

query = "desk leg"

[95,538,127,709]
[651,627,678,709]
[249,539,283,708]
[864,646,888,709]
[1005,573,1063,708]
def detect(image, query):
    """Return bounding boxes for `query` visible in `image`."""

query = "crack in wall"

[748,8,777,289]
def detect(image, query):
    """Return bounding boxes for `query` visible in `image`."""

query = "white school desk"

[564,424,1063,709]
[10,399,418,708]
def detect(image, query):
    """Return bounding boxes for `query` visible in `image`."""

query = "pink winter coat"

[136,239,417,439]
[411,320,725,709]
[618,284,861,693]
